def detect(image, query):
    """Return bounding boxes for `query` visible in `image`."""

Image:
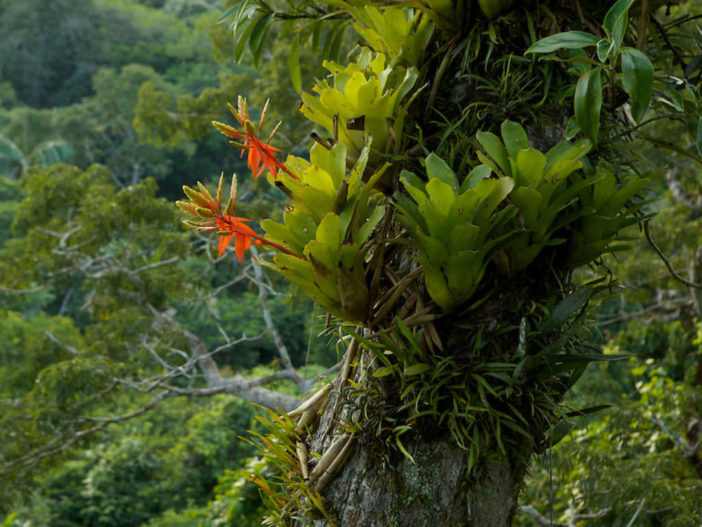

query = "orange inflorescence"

[212,97,296,180]
[177,173,302,262]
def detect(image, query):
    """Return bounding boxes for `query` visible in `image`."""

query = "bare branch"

[644,220,702,290]
[665,170,702,212]
[650,417,700,458]
[625,496,647,527]
[44,331,81,355]
[1,392,170,476]
[0,285,44,294]
[145,303,300,410]
[519,505,567,527]
[133,257,180,274]
[250,246,305,391]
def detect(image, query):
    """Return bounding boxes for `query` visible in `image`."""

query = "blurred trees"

[0,0,700,525]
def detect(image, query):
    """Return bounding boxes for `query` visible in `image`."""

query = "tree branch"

[665,170,702,212]
[644,220,702,290]
[250,246,305,391]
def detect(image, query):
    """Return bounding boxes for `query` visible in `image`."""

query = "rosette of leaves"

[260,140,387,321]
[301,49,419,168]
[567,165,651,268]
[345,4,433,67]
[394,153,515,312]
[474,121,595,274]
[311,2,433,67]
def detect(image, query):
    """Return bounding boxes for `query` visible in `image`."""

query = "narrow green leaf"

[218,2,242,23]
[697,116,702,156]
[289,34,302,94]
[249,13,272,67]
[525,31,600,54]
[574,68,602,145]
[544,286,592,332]
[565,404,612,417]
[233,15,257,62]
[548,420,575,447]
[404,363,431,376]
[395,435,416,464]
[373,366,396,378]
[620,48,653,123]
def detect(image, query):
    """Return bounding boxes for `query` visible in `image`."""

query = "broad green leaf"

[500,121,529,158]
[510,187,542,228]
[355,205,385,244]
[596,39,611,63]
[525,31,599,54]
[448,223,480,252]
[620,47,653,123]
[426,178,456,211]
[514,148,546,188]
[425,153,459,189]
[316,213,341,250]
[574,68,602,145]
[423,264,454,311]
[461,165,492,192]
[418,201,451,241]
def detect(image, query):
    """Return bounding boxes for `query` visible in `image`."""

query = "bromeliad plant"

[177,1,678,524]
[259,139,388,320]
[301,49,419,168]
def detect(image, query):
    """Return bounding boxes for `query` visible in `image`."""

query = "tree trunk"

[293,343,530,527]
[293,280,542,527]
[308,432,526,527]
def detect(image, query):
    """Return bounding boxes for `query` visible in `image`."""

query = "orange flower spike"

[212,97,296,180]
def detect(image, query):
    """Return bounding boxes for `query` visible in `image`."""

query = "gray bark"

[293,339,530,527]
[312,431,525,527]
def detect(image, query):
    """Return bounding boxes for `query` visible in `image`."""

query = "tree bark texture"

[294,344,530,527]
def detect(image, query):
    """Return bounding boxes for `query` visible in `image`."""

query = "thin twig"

[644,220,702,290]
[636,0,649,51]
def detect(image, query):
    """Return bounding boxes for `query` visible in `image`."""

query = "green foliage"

[526,0,656,142]
[395,121,647,310]
[2,0,701,525]
[301,48,419,167]
[519,324,702,526]
[4,396,260,527]
[261,140,387,320]
[396,154,515,311]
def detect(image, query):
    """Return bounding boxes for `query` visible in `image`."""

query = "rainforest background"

[0,0,701,525]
